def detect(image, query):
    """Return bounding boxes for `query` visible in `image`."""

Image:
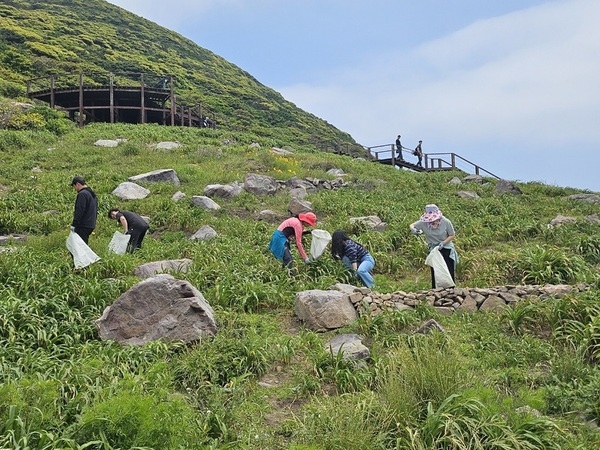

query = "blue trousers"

[342,254,375,288]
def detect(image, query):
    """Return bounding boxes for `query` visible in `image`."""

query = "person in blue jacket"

[331,229,375,288]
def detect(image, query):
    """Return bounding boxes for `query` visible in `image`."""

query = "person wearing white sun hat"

[409,204,458,288]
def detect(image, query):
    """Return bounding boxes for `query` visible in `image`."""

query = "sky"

[106,0,600,192]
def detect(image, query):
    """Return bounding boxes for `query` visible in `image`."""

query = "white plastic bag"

[310,229,332,260]
[108,231,131,255]
[424,247,455,288]
[66,231,101,269]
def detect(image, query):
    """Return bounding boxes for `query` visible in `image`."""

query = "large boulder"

[96,274,217,345]
[295,289,358,331]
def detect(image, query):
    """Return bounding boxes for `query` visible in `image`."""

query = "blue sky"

[106,0,600,192]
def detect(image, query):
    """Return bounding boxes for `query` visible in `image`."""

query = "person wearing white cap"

[269,212,317,276]
[409,204,458,288]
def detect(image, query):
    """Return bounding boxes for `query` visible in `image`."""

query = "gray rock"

[190,225,218,241]
[155,141,181,150]
[327,168,345,176]
[134,259,194,279]
[0,234,26,245]
[415,319,445,334]
[549,214,577,227]
[190,196,221,211]
[496,179,523,195]
[172,191,186,201]
[257,209,281,221]
[129,169,180,185]
[463,174,484,184]
[326,334,370,361]
[111,182,150,200]
[270,146,294,156]
[244,173,278,195]
[479,295,507,312]
[204,182,243,199]
[567,194,600,204]
[94,139,120,147]
[288,197,313,216]
[349,215,387,231]
[295,289,358,331]
[457,190,480,200]
[95,274,217,345]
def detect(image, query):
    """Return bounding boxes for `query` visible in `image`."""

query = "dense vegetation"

[1,122,600,449]
[0,0,359,151]
[2,1,600,449]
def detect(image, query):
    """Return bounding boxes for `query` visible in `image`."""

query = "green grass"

[1,124,600,448]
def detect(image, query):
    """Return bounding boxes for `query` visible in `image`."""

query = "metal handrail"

[365,143,500,179]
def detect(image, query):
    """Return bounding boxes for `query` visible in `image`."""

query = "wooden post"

[169,76,175,126]
[109,73,115,124]
[140,73,145,124]
[78,72,84,127]
[50,75,55,108]
[391,144,395,167]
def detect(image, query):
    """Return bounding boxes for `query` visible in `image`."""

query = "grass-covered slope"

[1,124,600,448]
[0,0,358,149]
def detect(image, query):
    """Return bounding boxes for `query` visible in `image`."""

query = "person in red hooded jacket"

[269,212,317,276]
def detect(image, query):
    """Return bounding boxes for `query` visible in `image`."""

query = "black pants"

[74,227,93,245]
[430,247,455,288]
[127,226,149,253]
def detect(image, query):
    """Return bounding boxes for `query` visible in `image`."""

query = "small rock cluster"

[337,283,589,317]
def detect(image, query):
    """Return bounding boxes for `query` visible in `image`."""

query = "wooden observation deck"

[26,72,216,128]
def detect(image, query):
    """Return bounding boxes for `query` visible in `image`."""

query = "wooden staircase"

[366,144,500,179]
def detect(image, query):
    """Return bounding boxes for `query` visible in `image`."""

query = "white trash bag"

[66,231,101,269]
[108,231,131,255]
[424,247,455,288]
[310,229,332,260]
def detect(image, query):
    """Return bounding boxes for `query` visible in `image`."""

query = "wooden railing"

[26,71,217,128]
[365,143,500,179]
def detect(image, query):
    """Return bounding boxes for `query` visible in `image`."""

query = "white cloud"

[279,0,600,190]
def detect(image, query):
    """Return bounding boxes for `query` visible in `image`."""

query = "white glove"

[411,228,422,235]
[438,243,444,250]
[70,226,75,232]
[304,257,311,264]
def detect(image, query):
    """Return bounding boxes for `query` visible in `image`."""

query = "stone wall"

[339,283,589,317]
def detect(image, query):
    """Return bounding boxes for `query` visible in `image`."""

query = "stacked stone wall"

[343,284,589,317]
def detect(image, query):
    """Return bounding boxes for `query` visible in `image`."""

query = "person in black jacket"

[108,208,150,253]
[70,176,98,244]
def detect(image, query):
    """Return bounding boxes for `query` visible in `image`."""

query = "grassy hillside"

[0,0,360,151]
[1,124,600,448]
[2,1,600,449]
